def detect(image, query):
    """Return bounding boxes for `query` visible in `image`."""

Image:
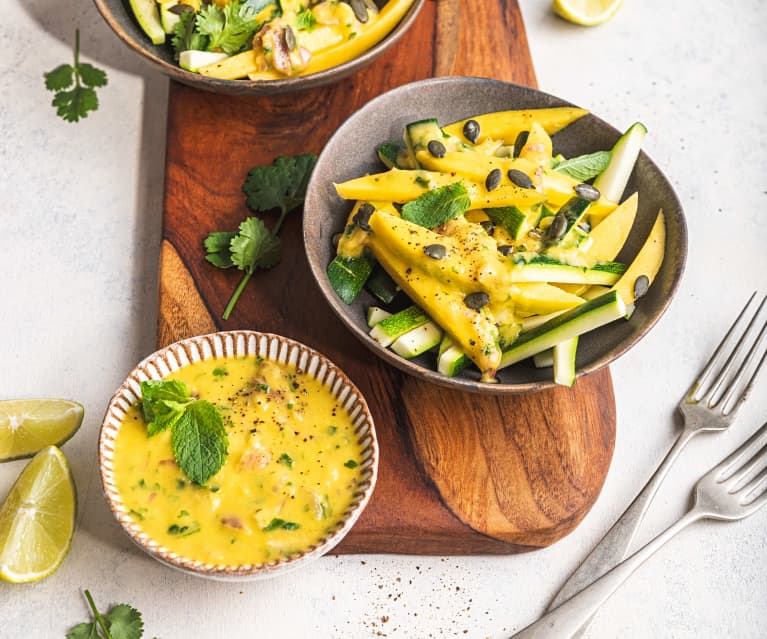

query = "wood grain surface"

[158,0,616,553]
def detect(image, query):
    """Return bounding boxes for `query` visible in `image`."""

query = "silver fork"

[543,292,767,637]
[511,419,767,638]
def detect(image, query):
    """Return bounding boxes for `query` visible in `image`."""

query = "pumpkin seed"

[464,292,490,310]
[284,25,297,51]
[485,168,502,191]
[497,245,514,256]
[546,212,568,241]
[463,119,480,143]
[353,203,375,231]
[480,220,495,235]
[633,274,650,300]
[507,168,534,189]
[574,183,600,201]
[349,0,369,22]
[513,130,529,157]
[424,243,447,260]
[427,140,446,158]
[527,228,543,240]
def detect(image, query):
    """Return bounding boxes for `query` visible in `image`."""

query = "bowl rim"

[92,0,426,94]
[98,330,379,580]
[303,75,688,395]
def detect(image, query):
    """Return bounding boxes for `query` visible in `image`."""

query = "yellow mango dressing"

[113,355,364,566]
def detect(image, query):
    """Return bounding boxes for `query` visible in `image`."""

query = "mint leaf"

[230,217,281,271]
[553,150,611,181]
[66,622,99,639]
[401,182,470,228]
[104,604,143,639]
[171,400,228,485]
[204,231,237,268]
[140,379,192,436]
[44,64,74,91]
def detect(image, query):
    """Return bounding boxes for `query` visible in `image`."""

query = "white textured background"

[1,0,766,637]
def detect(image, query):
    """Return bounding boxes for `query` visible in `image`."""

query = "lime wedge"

[552,0,623,26]
[129,0,167,45]
[0,446,76,583]
[0,399,84,462]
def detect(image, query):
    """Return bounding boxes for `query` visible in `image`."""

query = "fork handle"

[510,508,705,639]
[547,428,697,616]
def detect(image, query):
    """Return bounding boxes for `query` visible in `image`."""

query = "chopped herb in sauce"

[278,453,294,468]
[344,460,358,469]
[167,521,201,536]
[327,425,337,435]
[129,509,145,521]
[213,366,228,377]
[262,518,300,532]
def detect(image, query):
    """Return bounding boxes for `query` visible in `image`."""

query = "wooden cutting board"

[158,0,616,554]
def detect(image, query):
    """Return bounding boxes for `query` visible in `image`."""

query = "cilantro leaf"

[44,64,74,91]
[78,63,108,88]
[197,1,262,55]
[66,622,99,639]
[401,182,471,228]
[204,231,237,268]
[172,10,209,58]
[553,150,611,181]
[243,153,318,220]
[171,400,228,485]
[104,604,143,639]
[230,217,281,271]
[295,8,317,31]
[44,30,107,123]
[52,87,99,123]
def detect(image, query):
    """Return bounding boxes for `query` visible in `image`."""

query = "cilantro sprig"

[66,590,145,639]
[204,153,317,320]
[140,379,228,485]
[44,29,108,123]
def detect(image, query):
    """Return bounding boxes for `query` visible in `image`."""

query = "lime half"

[0,399,84,462]
[552,0,623,26]
[0,446,76,583]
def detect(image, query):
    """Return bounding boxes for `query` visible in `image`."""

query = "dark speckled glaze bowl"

[303,76,688,395]
[92,0,424,95]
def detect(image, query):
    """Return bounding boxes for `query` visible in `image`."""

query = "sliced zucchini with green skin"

[532,349,553,368]
[593,122,648,203]
[365,266,400,305]
[521,309,568,333]
[391,321,443,358]
[376,141,414,169]
[438,344,469,377]
[553,336,578,387]
[327,254,374,305]
[367,306,392,327]
[499,291,627,370]
[179,50,229,73]
[485,205,530,240]
[544,197,591,248]
[510,255,626,285]
[369,306,430,347]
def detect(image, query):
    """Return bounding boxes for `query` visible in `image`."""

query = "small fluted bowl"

[99,331,378,580]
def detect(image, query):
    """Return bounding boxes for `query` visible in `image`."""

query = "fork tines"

[691,292,767,416]
[716,420,767,506]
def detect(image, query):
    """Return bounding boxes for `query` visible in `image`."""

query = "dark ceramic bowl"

[93,0,424,95]
[303,76,688,394]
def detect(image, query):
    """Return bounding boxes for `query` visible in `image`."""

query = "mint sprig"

[140,380,228,485]
[552,150,611,181]
[401,182,471,228]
